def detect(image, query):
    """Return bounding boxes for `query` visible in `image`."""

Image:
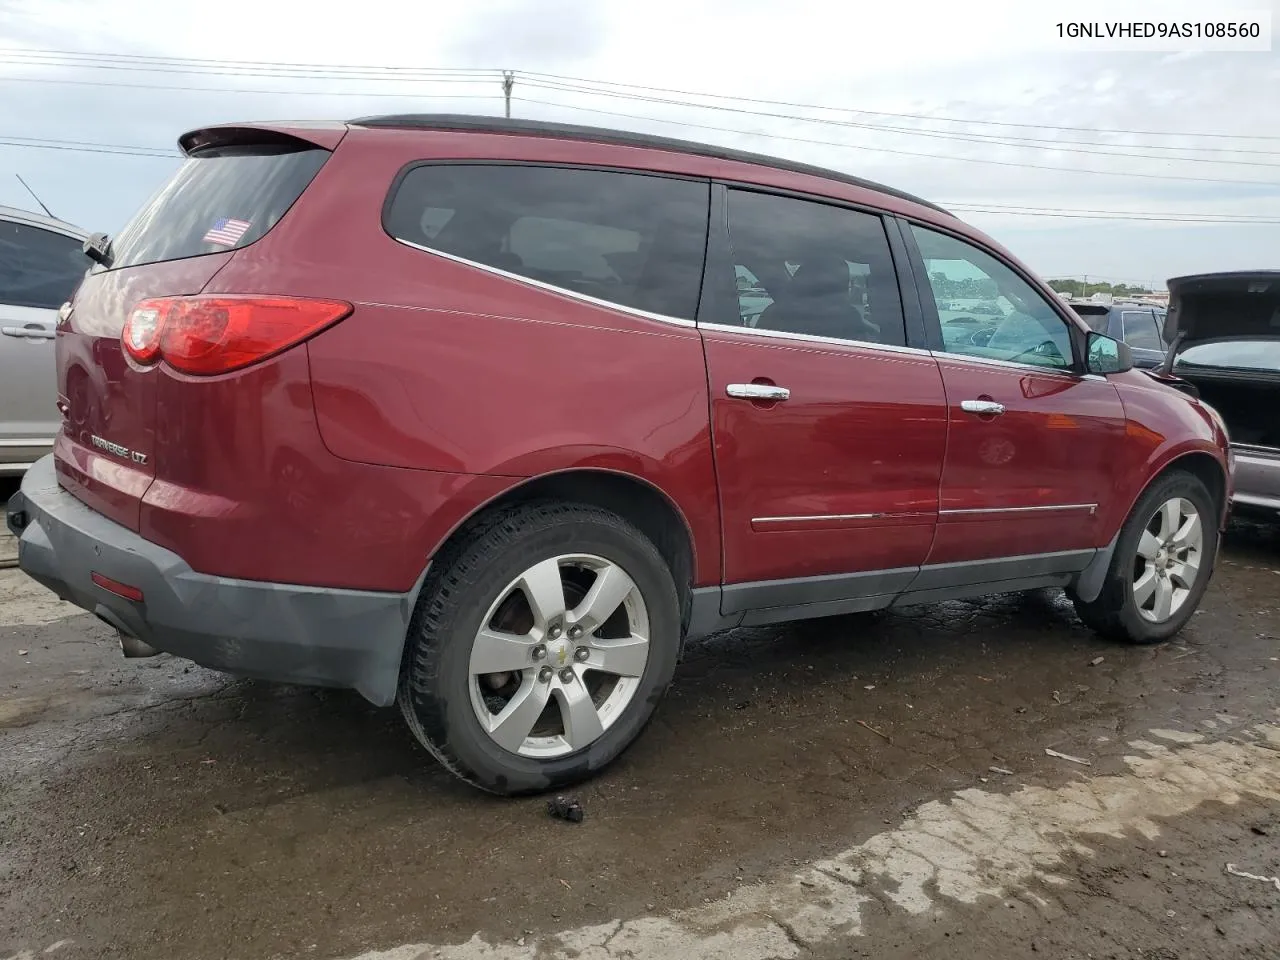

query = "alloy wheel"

[468,554,651,758]
[1132,497,1203,623]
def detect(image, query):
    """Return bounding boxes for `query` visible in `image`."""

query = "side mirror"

[1086,332,1133,375]
[82,232,112,267]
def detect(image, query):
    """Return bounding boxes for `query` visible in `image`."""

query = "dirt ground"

[1,496,1277,960]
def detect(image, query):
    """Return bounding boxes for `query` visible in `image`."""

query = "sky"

[0,0,1277,288]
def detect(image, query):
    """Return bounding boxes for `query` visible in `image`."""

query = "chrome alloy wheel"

[468,554,651,758]
[1133,497,1203,624]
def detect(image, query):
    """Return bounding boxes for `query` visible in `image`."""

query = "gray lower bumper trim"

[8,456,417,706]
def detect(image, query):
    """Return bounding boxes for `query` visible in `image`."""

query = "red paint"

[703,331,947,582]
[52,119,1230,599]
[926,359,1130,563]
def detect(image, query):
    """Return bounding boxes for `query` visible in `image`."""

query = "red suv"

[6,115,1232,794]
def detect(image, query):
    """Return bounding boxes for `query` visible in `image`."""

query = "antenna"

[15,174,55,219]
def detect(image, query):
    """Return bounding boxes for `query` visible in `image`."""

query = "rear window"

[1069,305,1111,333]
[385,164,710,321]
[0,220,86,309]
[106,145,329,270]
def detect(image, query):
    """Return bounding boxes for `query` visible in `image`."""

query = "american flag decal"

[202,217,252,246]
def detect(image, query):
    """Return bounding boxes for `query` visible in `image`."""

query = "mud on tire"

[1071,470,1219,645]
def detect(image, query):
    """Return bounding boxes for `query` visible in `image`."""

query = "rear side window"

[722,189,906,346]
[107,145,329,270]
[0,221,87,309]
[385,164,710,321]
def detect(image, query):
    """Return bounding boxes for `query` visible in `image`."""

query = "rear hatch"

[56,127,336,529]
[1163,271,1280,356]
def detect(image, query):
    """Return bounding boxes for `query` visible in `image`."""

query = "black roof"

[348,113,951,216]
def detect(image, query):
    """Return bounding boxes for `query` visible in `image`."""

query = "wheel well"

[1163,451,1227,517]
[440,470,697,628]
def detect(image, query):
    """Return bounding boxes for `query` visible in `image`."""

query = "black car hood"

[1163,271,1280,352]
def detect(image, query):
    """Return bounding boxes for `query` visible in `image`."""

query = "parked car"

[5,115,1231,795]
[1063,298,1168,369]
[0,205,89,474]
[1161,271,1279,519]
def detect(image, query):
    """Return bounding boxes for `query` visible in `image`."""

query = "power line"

[0,136,176,158]
[950,207,1280,224]
[0,75,504,100]
[6,48,1276,143]
[944,202,1280,221]
[12,65,1269,164]
[520,78,1280,169]
[1,50,496,83]
[512,96,1277,187]
[0,49,494,75]
[518,69,1280,143]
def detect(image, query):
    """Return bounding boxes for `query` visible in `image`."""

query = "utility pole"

[502,71,515,118]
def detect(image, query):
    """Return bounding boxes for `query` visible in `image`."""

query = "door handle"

[960,399,1005,416]
[727,383,790,401]
[2,325,56,340]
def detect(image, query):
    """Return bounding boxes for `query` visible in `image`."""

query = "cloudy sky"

[1,0,1277,287]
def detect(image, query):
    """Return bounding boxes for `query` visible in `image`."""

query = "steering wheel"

[1007,339,1066,365]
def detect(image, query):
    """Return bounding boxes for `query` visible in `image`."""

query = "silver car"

[0,205,89,475]
[1163,270,1280,519]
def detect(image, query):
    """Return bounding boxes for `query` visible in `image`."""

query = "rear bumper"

[5,456,419,706]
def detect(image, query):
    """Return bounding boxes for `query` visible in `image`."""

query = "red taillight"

[91,572,144,602]
[121,295,352,375]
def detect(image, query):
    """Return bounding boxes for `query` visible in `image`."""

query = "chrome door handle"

[727,383,790,401]
[960,399,1005,416]
[2,325,56,340]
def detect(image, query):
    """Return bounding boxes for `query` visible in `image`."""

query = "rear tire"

[1071,470,1218,644]
[398,500,681,795]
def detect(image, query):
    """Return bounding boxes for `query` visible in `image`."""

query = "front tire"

[398,501,681,795]
[1071,470,1218,644]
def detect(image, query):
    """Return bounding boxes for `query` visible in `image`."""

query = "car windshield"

[1174,339,1280,372]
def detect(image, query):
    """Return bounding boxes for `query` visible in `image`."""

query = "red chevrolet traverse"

[6,115,1232,794]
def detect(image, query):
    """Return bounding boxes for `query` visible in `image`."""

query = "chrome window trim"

[940,503,1097,516]
[391,237,698,329]
[930,349,1083,379]
[698,320,934,358]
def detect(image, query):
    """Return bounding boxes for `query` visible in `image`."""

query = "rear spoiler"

[178,122,349,157]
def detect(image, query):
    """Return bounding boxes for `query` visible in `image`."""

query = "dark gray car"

[1067,299,1168,369]
[0,205,88,475]
[1162,271,1280,519]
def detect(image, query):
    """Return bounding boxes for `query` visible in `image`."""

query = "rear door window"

[384,165,710,321]
[107,144,330,270]
[720,188,906,346]
[0,220,87,309]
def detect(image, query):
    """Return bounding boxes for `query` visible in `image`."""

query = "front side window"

[721,189,906,346]
[385,165,710,321]
[1121,309,1163,350]
[0,221,87,309]
[912,225,1075,371]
